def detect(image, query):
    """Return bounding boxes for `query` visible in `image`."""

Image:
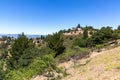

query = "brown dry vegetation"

[59,46,120,80]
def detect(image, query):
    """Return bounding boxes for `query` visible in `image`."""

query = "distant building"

[63,27,83,35]
[63,27,92,37]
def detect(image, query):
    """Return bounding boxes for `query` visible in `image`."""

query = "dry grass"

[60,46,120,80]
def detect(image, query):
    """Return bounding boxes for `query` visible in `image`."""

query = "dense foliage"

[74,26,119,48]
[8,33,35,69]
[5,54,57,80]
[83,26,88,39]
[0,25,120,80]
[46,32,65,57]
[0,32,63,80]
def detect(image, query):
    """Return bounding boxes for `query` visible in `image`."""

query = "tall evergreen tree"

[47,32,65,57]
[77,24,81,28]
[83,26,88,39]
[9,33,34,69]
[118,25,120,30]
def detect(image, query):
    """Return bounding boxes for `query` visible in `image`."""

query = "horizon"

[0,33,47,39]
[0,0,120,35]
[0,32,45,35]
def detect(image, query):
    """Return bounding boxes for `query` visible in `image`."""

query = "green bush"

[29,57,47,75]
[5,70,23,80]
[18,47,42,68]
[0,60,5,80]
[26,54,57,78]
[74,38,87,47]
[5,54,58,80]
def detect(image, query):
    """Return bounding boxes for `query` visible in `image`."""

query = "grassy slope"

[60,46,120,80]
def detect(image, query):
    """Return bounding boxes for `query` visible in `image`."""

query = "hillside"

[1,26,120,80]
[59,46,120,80]
[32,45,120,80]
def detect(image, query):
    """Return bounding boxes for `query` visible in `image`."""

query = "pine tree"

[47,32,65,57]
[83,26,88,39]
[9,33,34,69]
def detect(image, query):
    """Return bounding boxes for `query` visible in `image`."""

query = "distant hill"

[0,34,46,39]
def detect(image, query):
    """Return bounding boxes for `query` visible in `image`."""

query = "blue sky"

[0,0,120,35]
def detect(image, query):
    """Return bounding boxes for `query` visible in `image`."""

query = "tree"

[100,26,113,41]
[77,24,81,28]
[87,26,94,30]
[92,31,103,44]
[68,28,71,33]
[59,29,67,33]
[112,31,119,40]
[47,32,65,57]
[118,25,120,30]
[9,33,34,69]
[83,26,88,39]
[40,35,45,40]
[91,26,117,45]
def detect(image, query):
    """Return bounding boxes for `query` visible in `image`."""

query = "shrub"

[29,54,57,75]
[0,60,5,80]
[4,70,23,80]
[18,47,42,68]
[74,38,87,47]
[5,54,58,80]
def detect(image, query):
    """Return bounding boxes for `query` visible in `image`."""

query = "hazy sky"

[0,0,120,35]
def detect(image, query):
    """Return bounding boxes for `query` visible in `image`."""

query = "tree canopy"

[9,33,34,69]
[46,32,65,57]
